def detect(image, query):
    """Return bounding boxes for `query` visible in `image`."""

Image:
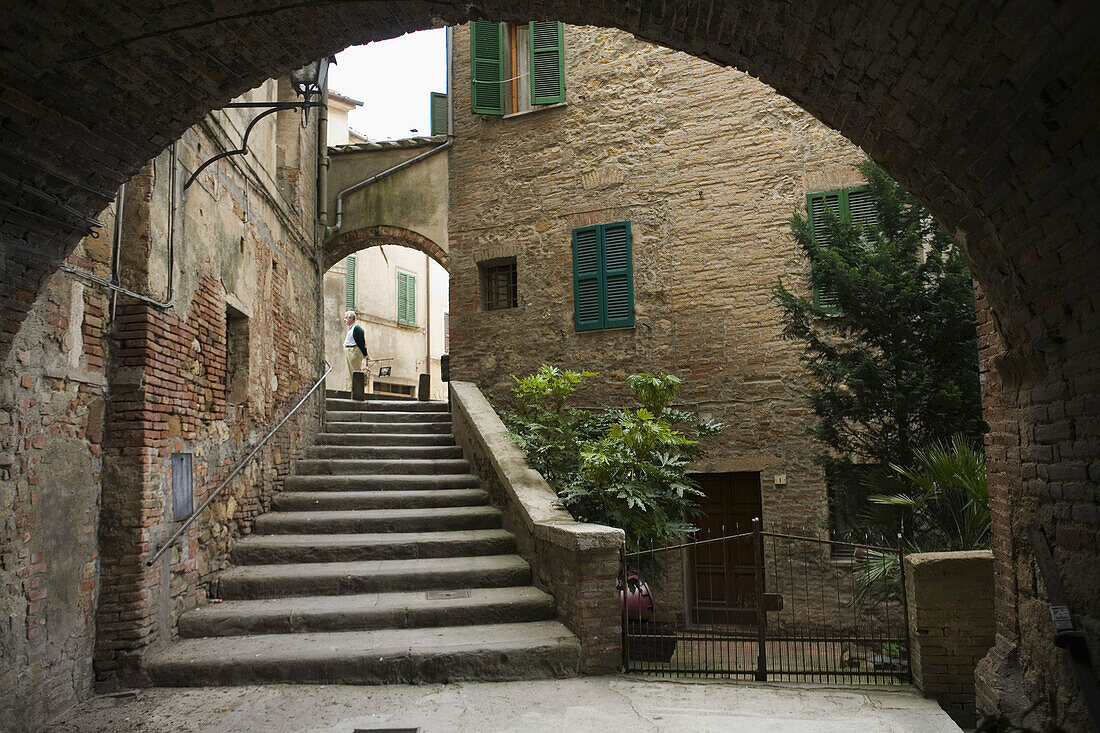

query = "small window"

[471,20,565,115]
[572,221,634,331]
[225,305,249,405]
[396,270,417,326]
[806,187,876,310]
[480,258,518,311]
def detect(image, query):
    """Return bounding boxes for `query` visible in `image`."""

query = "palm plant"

[853,435,990,604]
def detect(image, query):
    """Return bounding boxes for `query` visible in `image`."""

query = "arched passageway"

[2,1,1098,727]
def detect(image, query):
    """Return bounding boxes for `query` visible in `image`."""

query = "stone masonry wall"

[0,226,111,730]
[905,551,996,729]
[95,97,322,686]
[449,24,866,542]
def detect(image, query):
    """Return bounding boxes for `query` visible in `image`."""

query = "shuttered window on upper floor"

[344,255,356,311]
[396,270,417,326]
[573,221,634,331]
[471,20,564,115]
[807,187,876,310]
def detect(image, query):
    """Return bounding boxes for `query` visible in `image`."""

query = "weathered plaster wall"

[324,247,449,398]
[93,82,324,689]
[325,140,450,269]
[449,25,866,538]
[0,219,111,728]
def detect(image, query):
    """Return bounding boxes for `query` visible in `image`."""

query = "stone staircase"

[146,392,581,685]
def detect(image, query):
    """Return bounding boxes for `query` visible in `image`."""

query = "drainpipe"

[425,251,432,395]
[325,27,454,241]
[317,70,331,228]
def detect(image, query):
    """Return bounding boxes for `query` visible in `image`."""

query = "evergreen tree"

[774,161,986,536]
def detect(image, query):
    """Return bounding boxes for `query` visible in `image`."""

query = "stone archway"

[325,226,450,273]
[2,1,1098,726]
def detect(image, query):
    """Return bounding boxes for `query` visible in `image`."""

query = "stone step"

[231,529,516,564]
[253,506,502,534]
[178,586,554,637]
[272,488,490,512]
[304,444,464,460]
[283,474,480,492]
[314,432,456,447]
[213,555,531,599]
[146,621,581,686]
[325,420,454,435]
[325,410,452,423]
[326,398,449,413]
[295,458,471,476]
[326,389,412,402]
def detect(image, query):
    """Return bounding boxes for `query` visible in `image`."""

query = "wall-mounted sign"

[378,366,391,377]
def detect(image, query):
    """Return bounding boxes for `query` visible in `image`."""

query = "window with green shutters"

[471,21,505,115]
[573,221,634,331]
[529,21,565,105]
[429,92,448,135]
[806,187,876,310]
[344,255,356,311]
[471,20,564,115]
[396,270,416,326]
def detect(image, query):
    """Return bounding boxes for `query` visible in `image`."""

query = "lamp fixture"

[184,57,333,189]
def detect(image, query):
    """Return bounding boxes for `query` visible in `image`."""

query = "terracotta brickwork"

[93,97,322,687]
[449,24,866,539]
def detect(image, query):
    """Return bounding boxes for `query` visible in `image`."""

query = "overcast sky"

[327,29,447,141]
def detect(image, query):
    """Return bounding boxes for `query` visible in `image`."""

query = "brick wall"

[0,227,111,728]
[449,24,867,544]
[95,107,323,686]
[905,551,996,728]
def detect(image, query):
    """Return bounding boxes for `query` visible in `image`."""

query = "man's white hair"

[344,310,356,320]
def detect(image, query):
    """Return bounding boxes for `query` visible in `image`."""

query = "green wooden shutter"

[471,21,505,115]
[529,21,565,105]
[601,222,634,329]
[430,92,448,135]
[397,271,416,326]
[573,226,602,331]
[344,255,356,311]
[807,192,841,310]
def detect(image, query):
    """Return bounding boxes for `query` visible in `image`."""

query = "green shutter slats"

[344,255,356,311]
[573,226,602,331]
[601,222,633,327]
[396,271,417,326]
[471,21,505,115]
[573,221,634,331]
[529,21,565,105]
[430,92,448,135]
[847,188,876,227]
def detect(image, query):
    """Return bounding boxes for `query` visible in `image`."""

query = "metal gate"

[623,518,910,685]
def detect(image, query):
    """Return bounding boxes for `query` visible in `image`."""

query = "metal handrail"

[147,362,333,566]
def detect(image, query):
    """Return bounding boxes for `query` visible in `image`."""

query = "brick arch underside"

[325,226,450,273]
[3,1,1098,724]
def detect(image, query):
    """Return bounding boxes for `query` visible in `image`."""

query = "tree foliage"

[774,160,986,531]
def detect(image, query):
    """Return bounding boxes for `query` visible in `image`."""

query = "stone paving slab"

[51,676,961,732]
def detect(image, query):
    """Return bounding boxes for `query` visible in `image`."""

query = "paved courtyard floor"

[51,676,961,732]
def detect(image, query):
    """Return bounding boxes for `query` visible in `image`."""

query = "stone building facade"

[1,77,324,729]
[449,23,867,558]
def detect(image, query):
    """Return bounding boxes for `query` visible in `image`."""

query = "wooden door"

[689,472,763,625]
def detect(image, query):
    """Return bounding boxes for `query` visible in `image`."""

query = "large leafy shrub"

[502,368,722,557]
